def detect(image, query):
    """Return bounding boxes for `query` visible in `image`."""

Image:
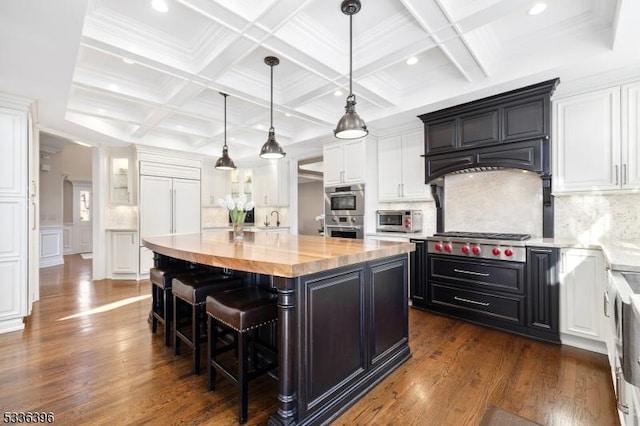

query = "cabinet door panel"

[0,107,27,195]
[425,119,457,154]
[502,98,546,142]
[460,109,499,148]
[623,82,640,189]
[112,232,136,274]
[139,175,172,238]
[560,249,604,340]
[527,247,559,339]
[343,140,365,183]
[401,131,429,199]
[173,179,201,234]
[377,136,402,201]
[323,143,344,186]
[554,88,620,191]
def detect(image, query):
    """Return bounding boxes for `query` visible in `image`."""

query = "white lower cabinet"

[559,248,606,353]
[109,231,138,278]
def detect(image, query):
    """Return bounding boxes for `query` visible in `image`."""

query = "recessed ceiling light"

[334,90,343,96]
[98,108,106,114]
[177,125,183,130]
[406,57,418,65]
[152,0,169,13]
[123,58,135,64]
[285,112,291,117]
[108,83,118,91]
[528,3,547,15]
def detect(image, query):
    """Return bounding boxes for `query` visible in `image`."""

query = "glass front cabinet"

[109,152,134,205]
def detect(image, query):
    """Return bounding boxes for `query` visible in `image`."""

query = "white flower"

[219,194,253,213]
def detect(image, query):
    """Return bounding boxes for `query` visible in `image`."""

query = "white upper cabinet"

[230,169,253,202]
[201,161,231,207]
[323,139,365,186]
[254,160,289,207]
[377,131,429,201]
[622,81,640,188]
[554,81,640,193]
[109,149,134,205]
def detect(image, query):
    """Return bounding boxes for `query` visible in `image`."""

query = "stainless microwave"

[325,184,364,216]
[376,210,422,233]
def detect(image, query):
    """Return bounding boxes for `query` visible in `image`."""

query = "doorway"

[297,157,324,236]
[72,182,92,254]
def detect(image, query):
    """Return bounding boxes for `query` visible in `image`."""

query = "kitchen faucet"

[270,210,280,227]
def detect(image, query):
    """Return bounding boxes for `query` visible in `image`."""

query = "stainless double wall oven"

[324,184,365,239]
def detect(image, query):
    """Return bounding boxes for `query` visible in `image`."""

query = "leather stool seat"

[150,265,206,346]
[205,287,278,332]
[172,273,244,374]
[206,287,278,423]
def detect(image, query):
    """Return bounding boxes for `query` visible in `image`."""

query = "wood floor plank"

[0,255,618,425]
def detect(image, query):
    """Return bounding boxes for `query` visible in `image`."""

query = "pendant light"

[259,56,286,159]
[334,0,368,140]
[214,92,236,170]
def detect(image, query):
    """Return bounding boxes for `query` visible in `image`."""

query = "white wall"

[39,151,63,226]
[298,180,324,236]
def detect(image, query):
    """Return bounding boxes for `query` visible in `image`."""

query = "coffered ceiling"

[2,0,640,164]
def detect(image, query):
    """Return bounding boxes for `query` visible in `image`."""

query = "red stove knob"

[492,248,501,256]
[504,248,513,257]
[472,246,481,255]
[434,243,443,251]
[461,246,470,254]
[444,244,452,253]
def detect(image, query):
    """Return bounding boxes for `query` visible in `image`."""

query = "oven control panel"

[427,240,526,263]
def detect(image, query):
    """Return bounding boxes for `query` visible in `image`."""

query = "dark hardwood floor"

[0,255,618,425]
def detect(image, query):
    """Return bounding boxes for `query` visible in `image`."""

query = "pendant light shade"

[215,93,236,170]
[334,0,368,140]
[260,56,286,159]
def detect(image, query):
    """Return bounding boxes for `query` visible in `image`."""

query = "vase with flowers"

[218,194,254,242]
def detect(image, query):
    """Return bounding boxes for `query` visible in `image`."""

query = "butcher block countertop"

[143,231,415,278]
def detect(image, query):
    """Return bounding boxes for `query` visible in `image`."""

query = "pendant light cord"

[270,63,274,131]
[349,13,353,98]
[223,93,228,149]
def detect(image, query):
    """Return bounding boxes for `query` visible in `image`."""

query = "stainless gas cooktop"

[427,231,531,262]
[432,231,531,241]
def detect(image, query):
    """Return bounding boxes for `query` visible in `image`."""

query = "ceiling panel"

[46,0,637,162]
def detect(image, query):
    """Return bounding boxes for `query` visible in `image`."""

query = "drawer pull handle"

[453,268,490,277]
[454,296,490,306]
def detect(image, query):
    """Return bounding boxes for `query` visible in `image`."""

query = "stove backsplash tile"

[444,170,543,237]
[554,193,640,243]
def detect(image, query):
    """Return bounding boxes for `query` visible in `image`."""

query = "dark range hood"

[418,78,560,238]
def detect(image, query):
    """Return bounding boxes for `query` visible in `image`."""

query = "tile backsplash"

[554,193,640,243]
[444,170,543,237]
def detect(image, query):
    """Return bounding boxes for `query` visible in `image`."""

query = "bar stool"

[205,287,278,423]
[150,265,205,346]
[172,273,244,374]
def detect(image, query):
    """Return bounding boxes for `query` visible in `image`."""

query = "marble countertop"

[143,230,415,278]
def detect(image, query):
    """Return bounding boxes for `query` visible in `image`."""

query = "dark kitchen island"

[143,230,414,425]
